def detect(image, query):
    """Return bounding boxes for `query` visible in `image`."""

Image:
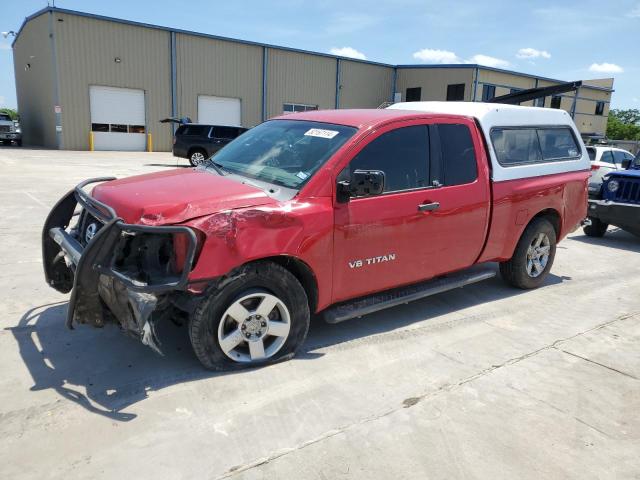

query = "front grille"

[613,178,640,204]
[0,126,10,133]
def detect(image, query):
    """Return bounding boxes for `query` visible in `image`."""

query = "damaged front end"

[43,178,199,352]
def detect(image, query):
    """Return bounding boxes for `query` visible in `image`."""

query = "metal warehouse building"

[12,7,615,151]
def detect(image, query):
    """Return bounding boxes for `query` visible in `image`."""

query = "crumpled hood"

[92,168,277,225]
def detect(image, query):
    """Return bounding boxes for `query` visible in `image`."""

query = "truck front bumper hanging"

[42,178,198,343]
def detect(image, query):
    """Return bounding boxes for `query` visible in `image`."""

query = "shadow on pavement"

[571,228,640,254]
[8,266,566,421]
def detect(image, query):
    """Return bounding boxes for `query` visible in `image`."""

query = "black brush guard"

[42,177,198,330]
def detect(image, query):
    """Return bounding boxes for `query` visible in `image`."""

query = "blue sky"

[1,0,638,110]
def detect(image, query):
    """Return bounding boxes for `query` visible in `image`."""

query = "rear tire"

[500,218,557,289]
[189,261,310,371]
[16,139,22,147]
[583,217,608,237]
[188,148,207,167]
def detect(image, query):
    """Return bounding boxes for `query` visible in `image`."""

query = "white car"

[587,145,635,194]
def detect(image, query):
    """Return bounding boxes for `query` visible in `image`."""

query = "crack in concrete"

[558,349,638,381]
[215,311,639,479]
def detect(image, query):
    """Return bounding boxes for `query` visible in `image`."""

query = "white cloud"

[589,62,624,73]
[412,49,509,68]
[0,43,11,51]
[330,47,367,60]
[412,48,461,64]
[516,47,551,59]
[628,4,640,17]
[468,54,510,68]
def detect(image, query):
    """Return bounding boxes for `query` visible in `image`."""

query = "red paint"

[91,109,588,312]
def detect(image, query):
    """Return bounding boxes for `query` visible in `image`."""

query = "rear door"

[332,119,490,303]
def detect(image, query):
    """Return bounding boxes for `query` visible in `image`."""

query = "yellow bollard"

[89,131,94,151]
[147,133,153,152]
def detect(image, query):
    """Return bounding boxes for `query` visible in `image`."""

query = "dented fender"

[184,198,335,311]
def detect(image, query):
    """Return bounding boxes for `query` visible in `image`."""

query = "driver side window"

[340,126,429,193]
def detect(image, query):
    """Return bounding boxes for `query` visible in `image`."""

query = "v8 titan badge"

[349,253,396,269]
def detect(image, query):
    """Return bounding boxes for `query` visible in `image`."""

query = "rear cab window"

[490,126,581,166]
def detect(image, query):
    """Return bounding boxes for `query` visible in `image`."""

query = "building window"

[595,101,605,116]
[534,97,545,107]
[283,103,318,114]
[405,87,422,102]
[482,85,496,102]
[550,96,562,109]
[446,84,465,101]
[91,123,109,132]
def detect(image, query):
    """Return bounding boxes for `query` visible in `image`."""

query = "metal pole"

[262,47,268,122]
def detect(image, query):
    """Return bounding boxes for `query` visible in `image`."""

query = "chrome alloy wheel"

[190,151,206,165]
[217,292,291,363]
[526,233,551,278]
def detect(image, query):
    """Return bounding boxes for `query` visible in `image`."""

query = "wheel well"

[251,256,319,313]
[188,147,206,157]
[531,208,561,238]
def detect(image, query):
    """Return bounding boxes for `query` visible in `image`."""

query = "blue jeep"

[584,151,640,237]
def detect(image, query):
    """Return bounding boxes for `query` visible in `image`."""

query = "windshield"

[209,119,357,189]
[634,152,640,168]
[0,114,11,122]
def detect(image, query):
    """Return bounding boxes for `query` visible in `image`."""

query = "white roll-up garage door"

[197,95,241,126]
[90,86,146,151]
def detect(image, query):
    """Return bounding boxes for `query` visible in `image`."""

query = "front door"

[332,119,490,304]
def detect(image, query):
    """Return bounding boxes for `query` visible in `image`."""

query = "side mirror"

[621,159,631,170]
[337,169,385,203]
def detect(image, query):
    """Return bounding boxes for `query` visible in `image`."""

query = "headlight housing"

[607,180,619,193]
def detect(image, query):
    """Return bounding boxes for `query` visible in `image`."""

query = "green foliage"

[0,108,18,121]
[606,109,640,140]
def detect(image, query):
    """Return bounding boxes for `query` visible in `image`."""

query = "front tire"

[188,148,207,167]
[500,218,557,289]
[583,217,608,237]
[189,261,310,370]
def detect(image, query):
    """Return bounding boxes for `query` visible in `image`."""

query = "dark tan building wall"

[396,68,475,102]
[176,34,263,128]
[339,61,393,109]
[53,12,173,150]
[12,13,58,148]
[266,49,337,118]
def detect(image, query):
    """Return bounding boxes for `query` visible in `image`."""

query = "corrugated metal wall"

[176,34,263,128]
[12,13,57,148]
[396,68,475,102]
[339,61,393,109]
[266,49,337,118]
[53,12,173,150]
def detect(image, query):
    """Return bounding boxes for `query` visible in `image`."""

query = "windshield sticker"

[296,171,309,180]
[304,128,339,139]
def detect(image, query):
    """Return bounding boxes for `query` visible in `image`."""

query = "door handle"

[418,202,440,212]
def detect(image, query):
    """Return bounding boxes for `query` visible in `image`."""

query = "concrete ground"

[0,147,639,480]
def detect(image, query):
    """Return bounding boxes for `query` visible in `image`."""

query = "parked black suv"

[173,124,248,166]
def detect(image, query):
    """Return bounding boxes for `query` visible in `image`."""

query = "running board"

[322,265,497,324]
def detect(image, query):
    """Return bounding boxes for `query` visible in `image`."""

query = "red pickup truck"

[43,102,589,370]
